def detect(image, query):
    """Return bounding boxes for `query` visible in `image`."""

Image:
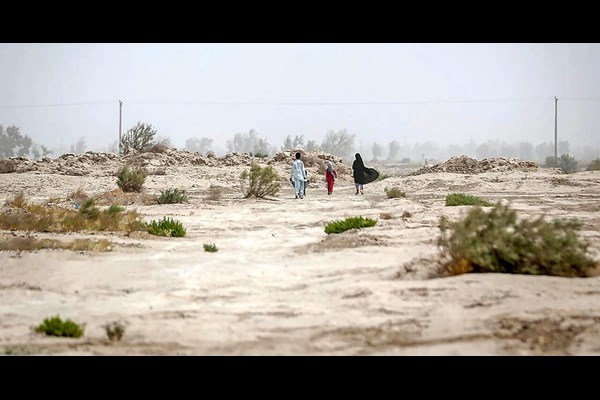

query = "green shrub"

[120,121,157,154]
[157,188,188,204]
[79,198,100,219]
[146,217,186,237]
[203,243,218,252]
[325,216,377,234]
[35,315,85,338]
[544,154,578,174]
[107,204,125,213]
[445,193,493,207]
[438,203,595,277]
[586,158,600,171]
[117,165,147,193]
[384,186,406,199]
[239,162,281,198]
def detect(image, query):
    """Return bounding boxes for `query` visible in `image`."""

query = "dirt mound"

[409,155,539,176]
[0,148,350,177]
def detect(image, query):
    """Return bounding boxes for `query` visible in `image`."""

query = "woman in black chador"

[352,153,379,195]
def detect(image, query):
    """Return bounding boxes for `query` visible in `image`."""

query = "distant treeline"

[2,123,599,165]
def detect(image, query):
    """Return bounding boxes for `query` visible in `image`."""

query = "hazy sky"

[1,43,599,152]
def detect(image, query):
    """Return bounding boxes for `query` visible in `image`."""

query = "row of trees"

[3,121,599,165]
[0,125,52,159]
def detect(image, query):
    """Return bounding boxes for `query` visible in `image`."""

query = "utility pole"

[554,96,558,161]
[118,100,123,155]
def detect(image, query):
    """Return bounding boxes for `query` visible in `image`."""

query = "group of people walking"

[289,152,378,199]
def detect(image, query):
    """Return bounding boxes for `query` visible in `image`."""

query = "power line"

[126,97,552,106]
[2,96,597,110]
[0,97,559,109]
[560,97,600,102]
[0,101,114,109]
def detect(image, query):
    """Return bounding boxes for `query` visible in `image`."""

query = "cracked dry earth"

[1,165,600,355]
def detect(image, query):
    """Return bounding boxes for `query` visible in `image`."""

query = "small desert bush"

[146,138,171,154]
[79,198,100,219]
[117,165,147,193]
[586,158,600,171]
[35,315,85,338]
[401,210,412,219]
[146,217,186,237]
[385,186,406,199]
[240,162,281,198]
[445,193,493,207]
[157,188,188,204]
[437,203,595,277]
[325,216,377,234]
[207,185,223,201]
[203,243,218,252]
[103,321,126,342]
[107,204,125,213]
[5,191,27,208]
[0,237,112,252]
[68,187,89,204]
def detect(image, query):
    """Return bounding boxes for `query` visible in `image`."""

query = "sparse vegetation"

[445,193,493,207]
[586,158,600,171]
[79,198,100,219]
[385,186,406,198]
[239,162,281,198]
[0,237,112,252]
[206,185,223,201]
[107,204,125,213]
[103,321,126,342]
[325,216,377,234]
[437,203,596,277]
[68,187,89,204]
[544,154,578,174]
[35,315,85,338]
[203,243,218,252]
[5,191,27,208]
[401,211,412,219]
[146,217,186,237]
[0,193,145,233]
[157,188,188,204]
[117,165,147,193]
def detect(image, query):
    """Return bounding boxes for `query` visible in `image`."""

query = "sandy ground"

[1,161,600,355]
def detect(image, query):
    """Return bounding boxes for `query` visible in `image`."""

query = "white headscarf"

[326,161,334,174]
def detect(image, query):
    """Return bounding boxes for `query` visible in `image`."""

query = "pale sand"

[1,159,600,355]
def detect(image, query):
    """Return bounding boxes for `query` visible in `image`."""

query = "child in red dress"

[325,160,338,195]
